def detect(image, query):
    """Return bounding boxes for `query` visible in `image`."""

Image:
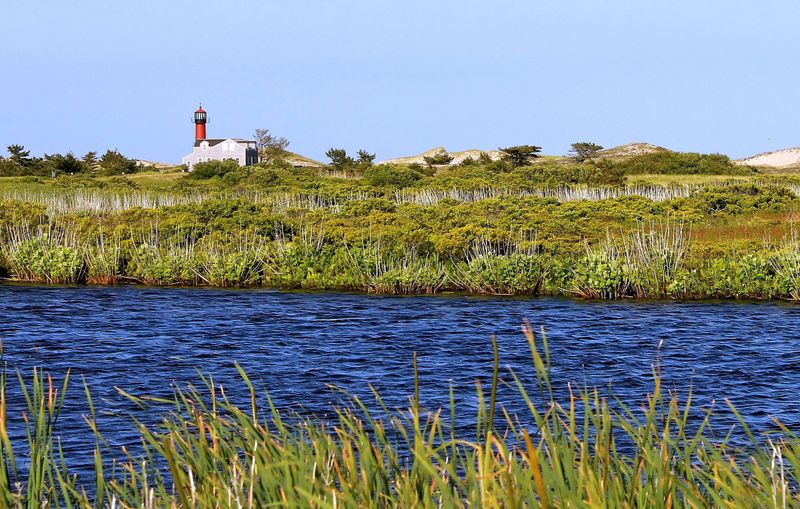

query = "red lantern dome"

[193,104,208,141]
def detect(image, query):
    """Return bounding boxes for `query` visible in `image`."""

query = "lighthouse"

[182,104,259,171]
[194,104,208,141]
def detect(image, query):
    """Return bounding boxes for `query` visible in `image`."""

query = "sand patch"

[737,148,800,168]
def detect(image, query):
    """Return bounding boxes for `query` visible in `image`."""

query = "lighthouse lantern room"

[194,105,207,141]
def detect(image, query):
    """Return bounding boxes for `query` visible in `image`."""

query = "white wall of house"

[182,139,257,171]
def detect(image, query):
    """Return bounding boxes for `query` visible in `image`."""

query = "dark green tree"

[498,145,541,167]
[478,152,494,165]
[423,151,454,167]
[356,149,376,168]
[0,158,17,176]
[569,142,604,162]
[7,144,31,165]
[2,144,45,175]
[457,156,477,167]
[325,148,354,170]
[99,149,137,175]
[82,151,98,170]
[44,152,86,175]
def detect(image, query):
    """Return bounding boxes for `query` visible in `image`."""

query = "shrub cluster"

[612,151,755,175]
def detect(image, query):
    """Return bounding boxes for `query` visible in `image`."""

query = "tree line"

[0,145,138,177]
[252,126,607,170]
[321,142,605,170]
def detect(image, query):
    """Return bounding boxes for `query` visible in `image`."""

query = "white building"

[182,105,259,171]
[182,138,258,171]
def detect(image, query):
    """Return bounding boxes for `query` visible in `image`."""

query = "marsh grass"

[393,184,699,206]
[2,327,800,507]
[194,235,270,287]
[84,233,124,284]
[572,242,632,299]
[573,223,689,299]
[344,241,448,294]
[7,220,800,300]
[9,181,795,217]
[449,238,548,295]
[126,237,201,286]
[771,234,800,300]
[0,189,208,215]
[623,221,689,298]
[1,224,87,284]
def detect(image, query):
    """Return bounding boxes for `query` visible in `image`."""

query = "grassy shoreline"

[4,156,800,300]
[1,221,800,300]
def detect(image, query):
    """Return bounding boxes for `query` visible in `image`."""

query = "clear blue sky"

[1,1,798,163]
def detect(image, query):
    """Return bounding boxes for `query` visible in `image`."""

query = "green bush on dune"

[613,151,755,175]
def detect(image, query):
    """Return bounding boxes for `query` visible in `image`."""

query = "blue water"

[1,283,800,476]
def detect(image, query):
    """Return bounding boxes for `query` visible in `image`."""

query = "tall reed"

[772,234,800,300]
[572,244,631,298]
[343,240,447,294]
[449,237,548,295]
[623,220,689,298]
[1,224,87,284]
[0,189,208,215]
[194,235,269,287]
[127,238,201,286]
[573,222,689,299]
[84,232,123,284]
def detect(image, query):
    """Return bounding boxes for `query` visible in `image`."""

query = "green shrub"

[189,159,240,179]
[196,245,266,287]
[572,246,633,299]
[691,255,776,299]
[341,197,396,215]
[452,253,548,295]
[2,236,86,283]
[52,174,107,189]
[222,166,280,188]
[614,151,754,175]
[0,200,48,237]
[364,164,426,188]
[126,243,200,285]
[685,184,799,215]
[106,176,140,189]
[509,163,625,188]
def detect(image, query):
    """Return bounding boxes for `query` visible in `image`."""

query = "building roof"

[194,138,255,148]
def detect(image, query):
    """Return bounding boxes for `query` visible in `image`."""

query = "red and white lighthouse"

[193,104,208,141]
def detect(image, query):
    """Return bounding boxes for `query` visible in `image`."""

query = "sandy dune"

[737,148,800,168]
[379,147,503,166]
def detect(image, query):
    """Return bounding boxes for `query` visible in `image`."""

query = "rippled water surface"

[2,283,800,473]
